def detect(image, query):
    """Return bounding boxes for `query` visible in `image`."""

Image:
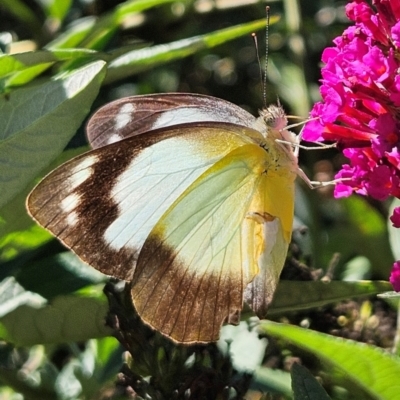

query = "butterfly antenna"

[263,6,270,109]
[253,7,270,109]
[252,33,265,108]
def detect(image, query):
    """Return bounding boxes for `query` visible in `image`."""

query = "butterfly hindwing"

[130,143,276,343]
[86,93,257,149]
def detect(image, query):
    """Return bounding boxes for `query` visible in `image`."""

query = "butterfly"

[26,93,299,344]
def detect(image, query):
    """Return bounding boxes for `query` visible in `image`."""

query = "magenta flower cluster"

[302,0,400,289]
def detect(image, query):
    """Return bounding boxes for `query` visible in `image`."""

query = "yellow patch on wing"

[243,169,296,317]
[130,144,269,343]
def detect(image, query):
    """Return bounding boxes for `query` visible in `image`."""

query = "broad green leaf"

[0,50,104,91]
[0,293,111,346]
[0,147,87,263]
[269,280,392,314]
[291,363,331,400]
[0,60,106,208]
[0,53,39,78]
[14,252,107,299]
[260,321,400,400]
[1,63,54,91]
[0,50,99,77]
[0,225,52,262]
[105,18,268,84]
[0,277,46,318]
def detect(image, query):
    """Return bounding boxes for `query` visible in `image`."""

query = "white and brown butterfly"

[27,93,299,344]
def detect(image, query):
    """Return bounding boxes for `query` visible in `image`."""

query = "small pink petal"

[390,261,400,292]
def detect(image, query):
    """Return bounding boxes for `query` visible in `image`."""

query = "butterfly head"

[260,104,288,131]
[258,104,299,151]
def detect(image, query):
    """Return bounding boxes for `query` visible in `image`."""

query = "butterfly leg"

[296,166,353,189]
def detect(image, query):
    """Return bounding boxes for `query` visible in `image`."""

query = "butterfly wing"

[86,93,256,148]
[130,141,296,343]
[27,123,261,281]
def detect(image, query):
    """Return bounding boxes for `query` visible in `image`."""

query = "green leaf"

[14,252,107,299]
[0,277,46,318]
[269,280,392,315]
[95,337,123,382]
[322,197,392,278]
[0,50,103,91]
[291,363,331,400]
[378,291,400,299]
[0,60,106,208]
[0,50,98,77]
[0,292,111,346]
[0,53,43,78]
[1,63,54,90]
[36,0,72,22]
[105,18,267,84]
[114,0,177,23]
[0,147,86,263]
[0,147,86,237]
[46,17,97,49]
[343,196,386,236]
[260,321,400,400]
[251,366,292,397]
[80,0,177,50]
[0,225,52,262]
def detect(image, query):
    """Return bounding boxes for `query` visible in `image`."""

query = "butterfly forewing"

[86,93,257,149]
[27,122,262,282]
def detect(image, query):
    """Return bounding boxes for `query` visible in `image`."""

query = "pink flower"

[391,207,400,228]
[303,0,400,290]
[390,261,400,292]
